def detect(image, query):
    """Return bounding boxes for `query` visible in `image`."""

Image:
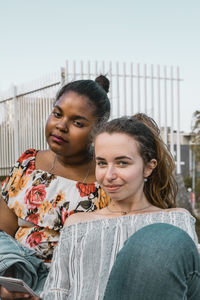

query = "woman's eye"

[52,111,61,118]
[118,161,128,167]
[73,121,84,128]
[96,161,107,167]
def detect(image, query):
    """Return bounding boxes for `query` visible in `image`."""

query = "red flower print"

[25,160,35,176]
[26,231,45,248]
[76,182,96,197]
[1,179,6,188]
[18,149,36,164]
[26,213,40,225]
[68,210,75,217]
[25,184,46,209]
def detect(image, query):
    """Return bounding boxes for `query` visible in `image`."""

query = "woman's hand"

[0,285,39,299]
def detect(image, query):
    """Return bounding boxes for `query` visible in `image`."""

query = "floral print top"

[1,149,110,262]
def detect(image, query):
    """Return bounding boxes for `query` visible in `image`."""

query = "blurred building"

[160,128,195,178]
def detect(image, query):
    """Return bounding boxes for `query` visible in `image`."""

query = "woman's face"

[46,91,96,160]
[95,133,154,203]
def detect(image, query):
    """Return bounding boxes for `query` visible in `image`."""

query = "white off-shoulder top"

[41,211,198,300]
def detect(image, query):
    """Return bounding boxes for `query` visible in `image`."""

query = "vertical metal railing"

[63,60,182,175]
[0,60,183,176]
[0,71,62,175]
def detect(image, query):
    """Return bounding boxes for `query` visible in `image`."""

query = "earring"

[144,178,148,182]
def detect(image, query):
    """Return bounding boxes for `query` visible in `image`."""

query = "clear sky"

[0,0,199,131]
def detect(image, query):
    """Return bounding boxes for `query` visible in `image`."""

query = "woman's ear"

[144,159,157,178]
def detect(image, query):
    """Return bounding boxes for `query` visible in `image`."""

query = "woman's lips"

[51,134,68,144]
[104,185,122,192]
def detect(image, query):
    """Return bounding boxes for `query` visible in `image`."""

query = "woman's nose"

[105,165,117,181]
[56,119,69,132]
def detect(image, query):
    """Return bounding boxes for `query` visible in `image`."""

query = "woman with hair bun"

[0,76,111,299]
[42,115,200,300]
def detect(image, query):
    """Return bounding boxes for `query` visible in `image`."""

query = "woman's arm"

[0,198,37,299]
[0,196,18,237]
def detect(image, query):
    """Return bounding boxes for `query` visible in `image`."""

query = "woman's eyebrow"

[54,105,89,122]
[95,157,106,161]
[115,156,132,160]
[96,156,132,161]
[54,104,62,111]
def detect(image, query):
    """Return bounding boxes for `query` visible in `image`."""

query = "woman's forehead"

[95,132,136,143]
[95,132,140,156]
[55,91,96,118]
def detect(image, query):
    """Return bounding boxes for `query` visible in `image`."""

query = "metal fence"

[0,60,182,176]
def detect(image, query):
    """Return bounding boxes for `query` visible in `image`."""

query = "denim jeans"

[103,223,200,300]
[0,230,48,297]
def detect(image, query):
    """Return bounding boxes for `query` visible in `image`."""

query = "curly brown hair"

[94,114,177,209]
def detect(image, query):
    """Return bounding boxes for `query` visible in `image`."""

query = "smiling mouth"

[51,134,68,144]
[104,185,122,192]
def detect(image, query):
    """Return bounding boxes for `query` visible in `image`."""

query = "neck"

[54,151,93,167]
[48,150,95,182]
[109,197,150,214]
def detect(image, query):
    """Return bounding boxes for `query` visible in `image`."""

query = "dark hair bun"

[95,75,110,93]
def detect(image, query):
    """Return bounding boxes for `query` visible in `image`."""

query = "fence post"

[176,66,181,174]
[163,66,168,145]
[13,85,19,161]
[60,67,65,86]
[170,66,175,157]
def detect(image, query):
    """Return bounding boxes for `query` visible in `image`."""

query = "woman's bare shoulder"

[36,149,51,160]
[35,150,52,170]
[146,206,191,216]
[165,207,191,215]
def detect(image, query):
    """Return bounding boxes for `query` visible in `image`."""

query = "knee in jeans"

[121,223,198,271]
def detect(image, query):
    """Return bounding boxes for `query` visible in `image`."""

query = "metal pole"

[73,60,76,80]
[13,85,19,161]
[109,61,113,112]
[189,144,193,177]
[87,60,91,79]
[116,61,120,117]
[80,60,84,79]
[102,61,105,75]
[151,64,154,118]
[170,66,174,157]
[130,62,134,114]
[176,66,181,174]
[65,60,69,83]
[144,64,147,113]
[157,65,161,127]
[123,62,127,115]
[60,67,65,86]
[164,66,168,145]
[192,150,195,191]
[137,63,141,112]
[94,61,98,78]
